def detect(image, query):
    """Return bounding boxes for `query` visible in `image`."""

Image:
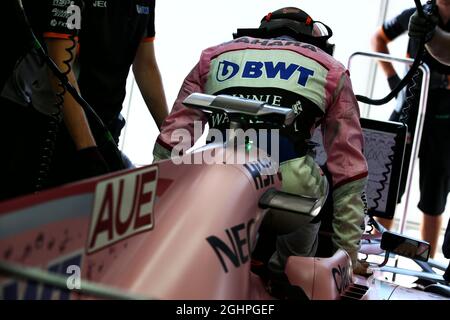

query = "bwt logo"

[216,60,315,87]
[216,61,240,82]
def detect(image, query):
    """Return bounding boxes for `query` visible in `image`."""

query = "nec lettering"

[93,1,108,8]
[206,219,255,273]
[88,167,158,253]
[241,61,314,86]
[332,264,352,294]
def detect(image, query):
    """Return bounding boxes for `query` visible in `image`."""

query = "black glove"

[387,73,401,91]
[408,9,439,43]
[76,146,110,180]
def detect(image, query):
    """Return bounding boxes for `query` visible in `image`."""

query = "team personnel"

[153,7,370,290]
[371,0,450,258]
[408,6,450,282]
[409,8,450,65]
[22,0,169,186]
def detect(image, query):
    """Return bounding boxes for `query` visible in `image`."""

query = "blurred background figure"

[408,2,450,281]
[409,7,450,64]
[371,0,450,258]
[0,0,168,200]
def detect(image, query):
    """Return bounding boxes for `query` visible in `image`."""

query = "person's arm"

[371,9,413,90]
[322,71,369,269]
[152,62,208,161]
[36,0,108,179]
[371,27,398,78]
[45,38,97,150]
[371,27,401,90]
[39,0,96,150]
[133,40,169,130]
[45,37,109,178]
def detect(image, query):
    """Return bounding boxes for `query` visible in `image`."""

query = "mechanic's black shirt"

[383,7,450,153]
[23,0,156,126]
[383,7,450,76]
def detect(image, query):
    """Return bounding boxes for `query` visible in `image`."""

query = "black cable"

[367,223,374,235]
[400,68,422,125]
[414,0,427,18]
[14,0,126,179]
[35,34,77,191]
[31,37,121,157]
[355,0,429,105]
[368,76,421,216]
[371,144,395,211]
[39,40,125,171]
[34,111,61,191]
[361,191,369,217]
[365,0,435,217]
[368,215,387,234]
[356,42,425,105]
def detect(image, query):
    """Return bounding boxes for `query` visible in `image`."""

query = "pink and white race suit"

[153,36,368,267]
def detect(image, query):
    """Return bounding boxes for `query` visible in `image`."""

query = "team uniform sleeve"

[382,7,415,41]
[142,0,156,42]
[153,62,208,161]
[38,0,83,40]
[322,70,369,264]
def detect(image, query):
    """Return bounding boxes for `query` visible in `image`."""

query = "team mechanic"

[20,0,169,186]
[408,6,450,282]
[152,7,371,296]
[372,0,450,258]
[409,6,450,65]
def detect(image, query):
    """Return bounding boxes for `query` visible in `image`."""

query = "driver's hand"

[408,9,439,42]
[353,259,373,277]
